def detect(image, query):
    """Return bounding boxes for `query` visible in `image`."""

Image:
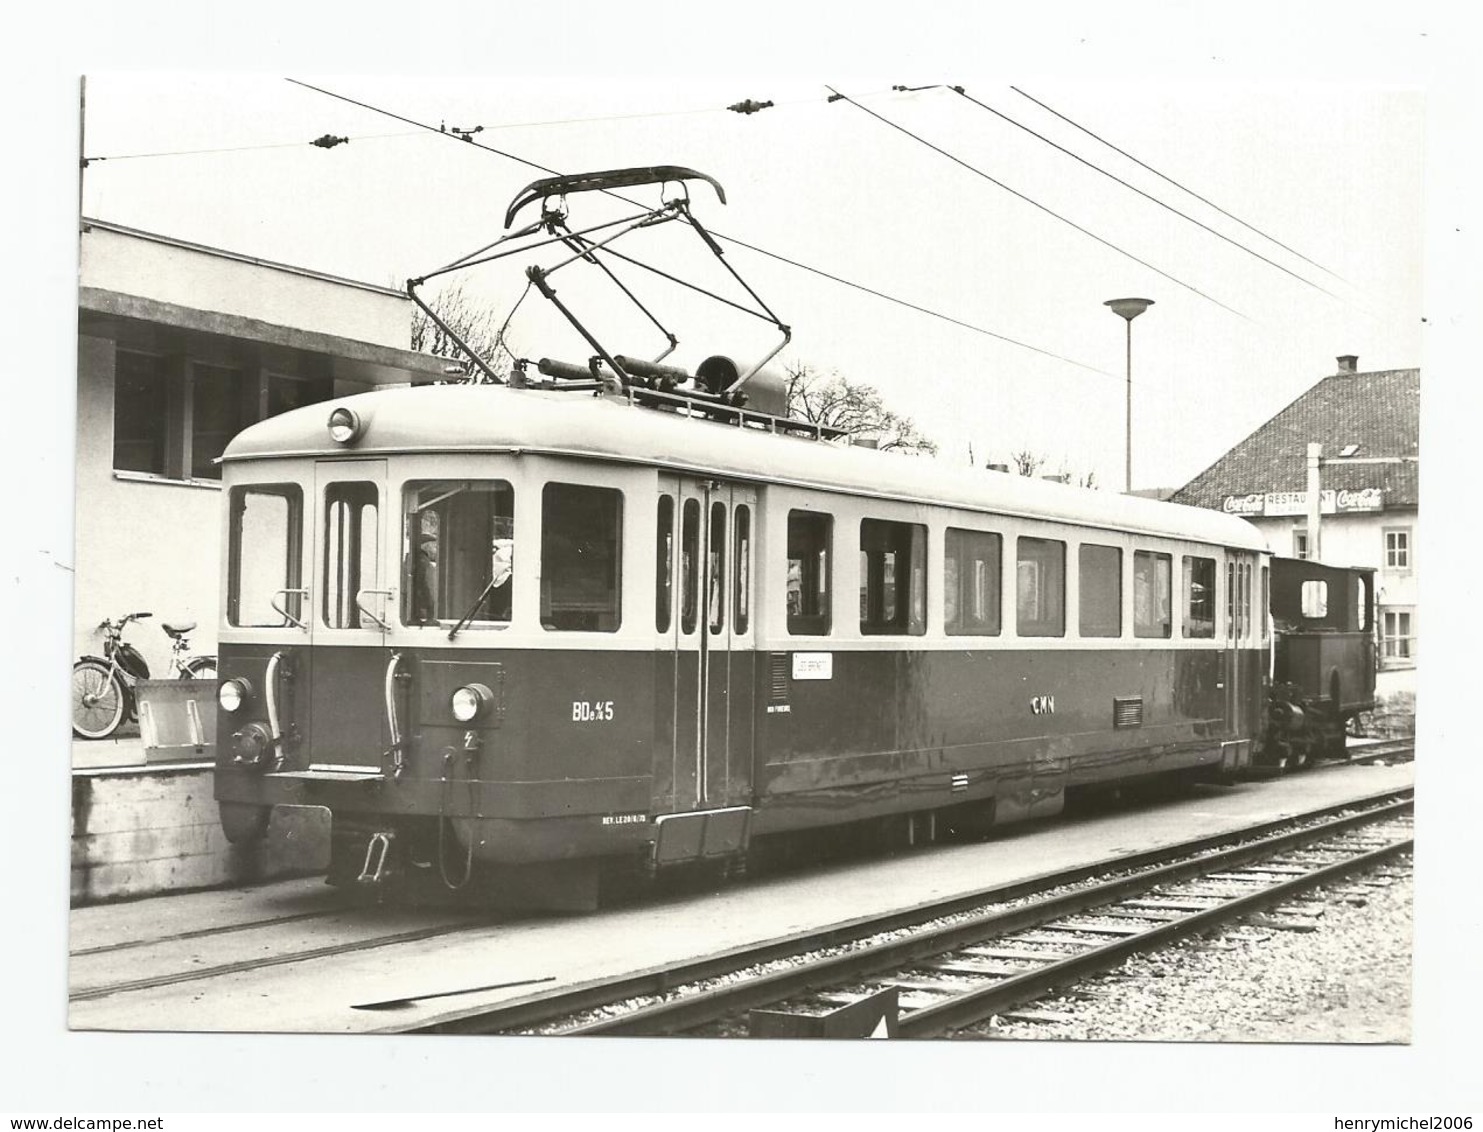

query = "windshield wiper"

[447,576,500,641]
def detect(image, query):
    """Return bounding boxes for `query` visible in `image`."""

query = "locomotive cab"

[1266,557,1377,766]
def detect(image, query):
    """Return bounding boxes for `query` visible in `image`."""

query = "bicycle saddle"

[162,620,197,636]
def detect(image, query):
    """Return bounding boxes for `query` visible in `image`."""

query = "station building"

[1171,356,1419,700]
[73,220,444,899]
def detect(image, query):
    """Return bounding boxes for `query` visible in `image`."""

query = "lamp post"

[1104,297,1154,493]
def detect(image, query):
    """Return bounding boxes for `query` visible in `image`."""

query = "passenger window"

[1017,537,1066,637]
[228,484,302,627]
[945,528,1001,636]
[1078,544,1122,637]
[733,505,751,635]
[786,511,832,635]
[1261,564,1271,641]
[680,498,700,633]
[324,483,379,629]
[1133,550,1172,638]
[402,480,515,628]
[655,495,674,633]
[860,519,926,635]
[708,501,727,635]
[1301,579,1328,619]
[541,483,623,631]
[1182,555,1216,638]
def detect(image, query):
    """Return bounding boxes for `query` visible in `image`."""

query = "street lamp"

[1104,297,1155,493]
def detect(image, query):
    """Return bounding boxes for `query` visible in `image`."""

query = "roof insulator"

[311,134,349,149]
[727,99,774,115]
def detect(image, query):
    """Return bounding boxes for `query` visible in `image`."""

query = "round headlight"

[218,677,252,713]
[451,683,493,723]
[327,406,362,445]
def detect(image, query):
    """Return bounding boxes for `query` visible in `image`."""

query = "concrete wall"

[81,224,410,349]
[73,332,223,676]
[70,767,330,904]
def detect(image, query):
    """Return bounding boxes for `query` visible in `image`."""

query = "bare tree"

[783,363,938,455]
[409,279,517,383]
[1010,449,1047,477]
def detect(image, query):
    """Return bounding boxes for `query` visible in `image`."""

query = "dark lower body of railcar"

[214,641,1267,908]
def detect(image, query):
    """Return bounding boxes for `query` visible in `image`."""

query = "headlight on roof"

[327,406,363,445]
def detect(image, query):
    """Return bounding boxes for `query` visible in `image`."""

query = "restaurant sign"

[1221,488,1384,517]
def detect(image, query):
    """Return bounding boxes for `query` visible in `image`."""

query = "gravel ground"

[960,860,1412,1043]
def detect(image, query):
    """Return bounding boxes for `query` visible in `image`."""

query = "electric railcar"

[213,378,1283,907]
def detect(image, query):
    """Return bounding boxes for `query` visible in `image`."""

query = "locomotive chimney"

[1336,355,1358,375]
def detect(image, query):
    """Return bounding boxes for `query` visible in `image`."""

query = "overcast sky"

[80,73,1422,488]
[10,1,1480,1114]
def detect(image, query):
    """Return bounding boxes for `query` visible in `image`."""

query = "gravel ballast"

[960,862,1413,1043]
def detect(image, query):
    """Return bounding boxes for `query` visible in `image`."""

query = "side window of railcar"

[708,502,728,635]
[859,519,926,635]
[945,528,1002,636]
[402,480,515,628]
[542,483,623,632]
[1182,555,1216,638]
[1133,550,1172,638]
[680,498,700,633]
[1078,544,1122,637]
[1016,537,1065,637]
[733,505,751,635]
[323,483,379,629]
[228,484,303,627]
[655,495,674,633]
[786,511,832,635]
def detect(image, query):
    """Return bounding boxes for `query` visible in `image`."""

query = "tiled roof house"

[1172,356,1419,689]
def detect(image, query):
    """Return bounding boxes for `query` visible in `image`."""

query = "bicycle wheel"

[72,661,125,740]
[182,656,218,681]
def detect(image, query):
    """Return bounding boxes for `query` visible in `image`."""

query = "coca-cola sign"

[1221,488,1384,516]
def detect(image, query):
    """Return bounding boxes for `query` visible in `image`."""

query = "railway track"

[399,786,1413,1036]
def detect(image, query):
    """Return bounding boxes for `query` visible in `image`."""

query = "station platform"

[68,759,1415,1034]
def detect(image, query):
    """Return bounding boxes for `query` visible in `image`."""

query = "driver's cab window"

[403,480,515,629]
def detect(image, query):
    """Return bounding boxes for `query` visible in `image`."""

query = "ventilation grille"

[1113,696,1144,728]
[770,653,789,701]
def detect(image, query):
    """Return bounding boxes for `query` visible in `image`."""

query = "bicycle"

[71,612,218,740]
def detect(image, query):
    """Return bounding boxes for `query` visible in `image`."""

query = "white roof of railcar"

[222,384,1269,552]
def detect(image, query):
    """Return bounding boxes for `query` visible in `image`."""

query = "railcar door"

[307,459,393,773]
[1223,553,1253,735]
[655,476,757,816]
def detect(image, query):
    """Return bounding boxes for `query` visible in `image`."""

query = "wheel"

[182,656,218,681]
[72,660,125,740]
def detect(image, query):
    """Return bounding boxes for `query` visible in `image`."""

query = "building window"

[1382,608,1415,664]
[113,350,332,483]
[859,519,926,636]
[1016,537,1065,637]
[1078,544,1122,638]
[1133,550,1172,638]
[786,511,832,635]
[1384,528,1412,571]
[1292,528,1310,560]
[944,528,1001,636]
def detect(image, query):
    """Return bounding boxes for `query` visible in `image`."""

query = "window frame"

[226,483,304,628]
[1181,554,1216,639]
[1016,536,1066,638]
[1078,543,1123,638]
[1133,549,1173,639]
[540,481,624,633]
[786,510,833,636]
[1383,527,1412,572]
[944,528,1003,637]
[859,518,927,636]
[401,479,516,630]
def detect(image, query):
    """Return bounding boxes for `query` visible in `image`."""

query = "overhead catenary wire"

[949,87,1343,302]
[826,86,1250,322]
[1010,85,1348,284]
[81,130,422,164]
[284,77,1116,379]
